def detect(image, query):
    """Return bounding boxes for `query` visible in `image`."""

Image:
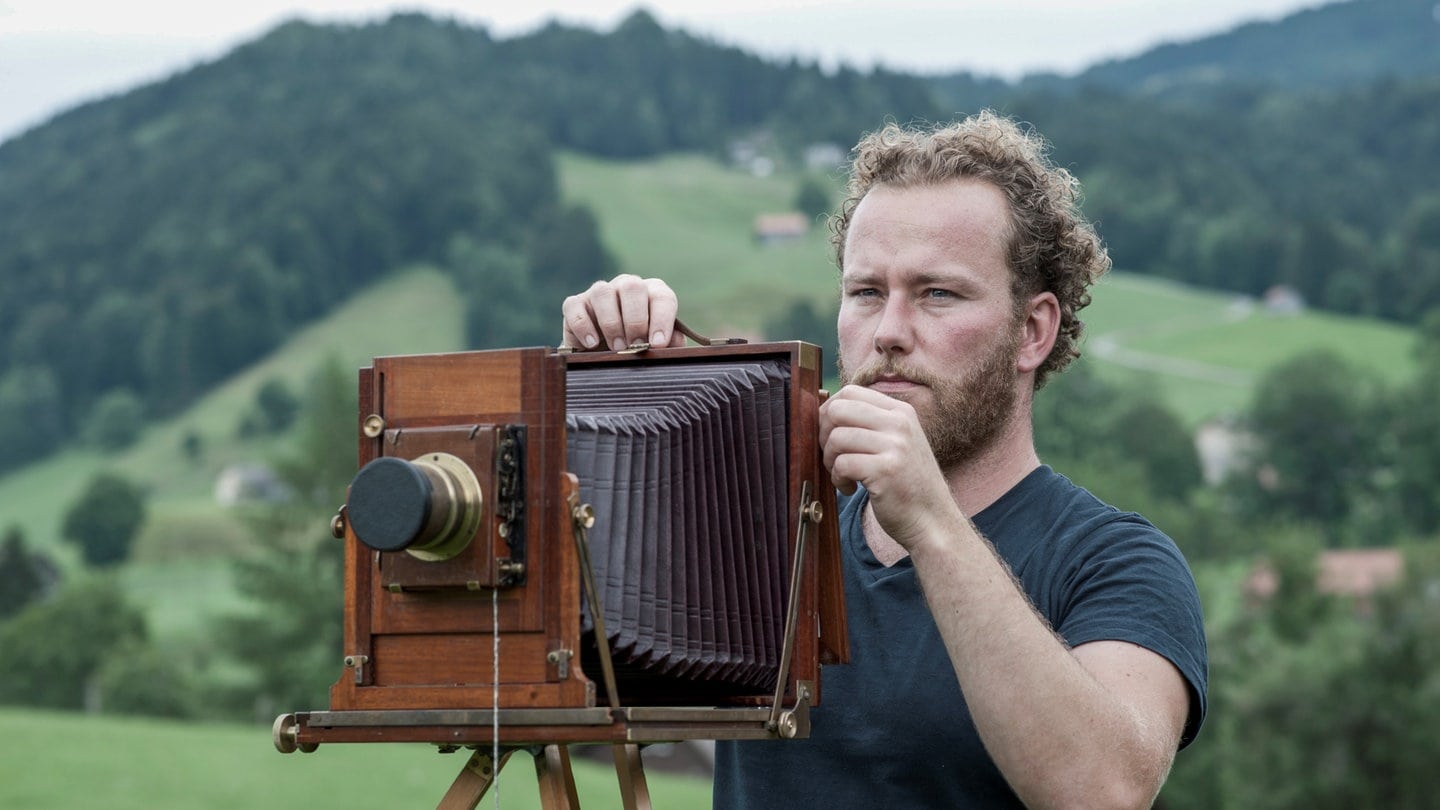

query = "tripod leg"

[612,744,653,810]
[534,745,581,810]
[437,749,513,810]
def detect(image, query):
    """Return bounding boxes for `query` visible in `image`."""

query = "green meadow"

[0,708,712,810]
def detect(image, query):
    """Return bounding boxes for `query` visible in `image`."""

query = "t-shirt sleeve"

[1052,517,1209,748]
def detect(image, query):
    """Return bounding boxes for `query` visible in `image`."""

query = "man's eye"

[924,288,955,299]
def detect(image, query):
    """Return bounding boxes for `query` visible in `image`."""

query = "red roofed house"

[1245,548,1405,612]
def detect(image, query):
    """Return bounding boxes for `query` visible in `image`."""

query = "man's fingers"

[645,278,679,347]
[614,275,655,349]
[561,293,602,349]
[557,274,681,352]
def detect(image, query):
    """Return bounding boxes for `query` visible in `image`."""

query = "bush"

[61,472,148,567]
[94,643,197,718]
[0,577,146,710]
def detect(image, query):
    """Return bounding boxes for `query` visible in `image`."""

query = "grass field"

[557,151,843,335]
[1079,273,1416,423]
[0,709,713,810]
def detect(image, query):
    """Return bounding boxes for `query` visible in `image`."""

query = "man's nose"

[872,296,913,356]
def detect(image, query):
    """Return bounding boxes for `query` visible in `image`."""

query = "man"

[560,111,1206,808]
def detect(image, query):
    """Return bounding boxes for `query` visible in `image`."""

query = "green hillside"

[1072,0,1440,93]
[0,266,466,648]
[557,151,841,334]
[0,266,464,557]
[0,708,712,810]
[558,152,1419,425]
[1081,273,1416,423]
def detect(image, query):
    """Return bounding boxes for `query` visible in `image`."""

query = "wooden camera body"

[275,342,848,752]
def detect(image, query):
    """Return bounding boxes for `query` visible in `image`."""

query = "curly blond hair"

[830,111,1110,388]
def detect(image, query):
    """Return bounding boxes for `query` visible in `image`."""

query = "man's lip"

[868,376,922,391]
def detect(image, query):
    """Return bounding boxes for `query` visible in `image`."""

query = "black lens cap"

[347,457,433,552]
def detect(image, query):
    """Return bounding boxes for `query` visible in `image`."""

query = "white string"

[492,584,500,809]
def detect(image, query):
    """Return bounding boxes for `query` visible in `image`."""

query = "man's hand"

[818,384,956,554]
[561,274,685,351]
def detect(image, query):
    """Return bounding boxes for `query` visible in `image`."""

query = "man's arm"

[912,528,1190,809]
[822,384,1191,809]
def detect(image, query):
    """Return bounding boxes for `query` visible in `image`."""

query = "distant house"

[753,212,809,246]
[803,142,847,170]
[215,462,291,506]
[1263,284,1306,316]
[1194,416,1254,486]
[1245,548,1405,611]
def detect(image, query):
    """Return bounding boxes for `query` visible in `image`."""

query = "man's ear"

[1016,291,1060,374]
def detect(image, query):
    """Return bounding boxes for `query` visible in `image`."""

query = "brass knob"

[362,414,386,438]
[572,503,596,529]
[802,501,824,524]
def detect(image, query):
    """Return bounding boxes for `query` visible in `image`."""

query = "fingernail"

[583,334,598,348]
[652,331,665,346]
[609,338,624,351]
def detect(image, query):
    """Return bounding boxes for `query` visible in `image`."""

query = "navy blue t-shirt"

[714,465,1207,808]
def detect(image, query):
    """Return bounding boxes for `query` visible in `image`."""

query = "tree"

[794,175,833,220]
[448,237,552,349]
[1391,309,1440,533]
[61,472,148,566]
[0,365,65,473]
[1163,544,1440,809]
[0,526,58,620]
[94,642,196,718]
[1107,396,1203,502]
[1032,360,1117,463]
[220,358,353,716]
[180,429,204,463]
[0,577,147,710]
[273,357,357,509]
[1244,349,1383,535]
[763,298,839,379]
[237,376,300,438]
[82,388,146,451]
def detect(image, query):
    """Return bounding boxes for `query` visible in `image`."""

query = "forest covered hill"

[1066,0,1440,94]
[1,1,1438,474]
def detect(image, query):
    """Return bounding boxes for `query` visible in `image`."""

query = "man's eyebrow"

[905,270,984,290]
[842,268,983,289]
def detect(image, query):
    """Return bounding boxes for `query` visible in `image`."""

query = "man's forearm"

[907,509,1177,809]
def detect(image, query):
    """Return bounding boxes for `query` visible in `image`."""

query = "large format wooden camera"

[273,340,847,760]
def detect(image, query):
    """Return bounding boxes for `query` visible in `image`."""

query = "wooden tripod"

[436,743,653,810]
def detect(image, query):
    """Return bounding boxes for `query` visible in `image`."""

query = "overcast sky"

[0,0,1331,143]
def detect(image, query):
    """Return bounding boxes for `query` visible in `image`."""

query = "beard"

[839,329,1021,472]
